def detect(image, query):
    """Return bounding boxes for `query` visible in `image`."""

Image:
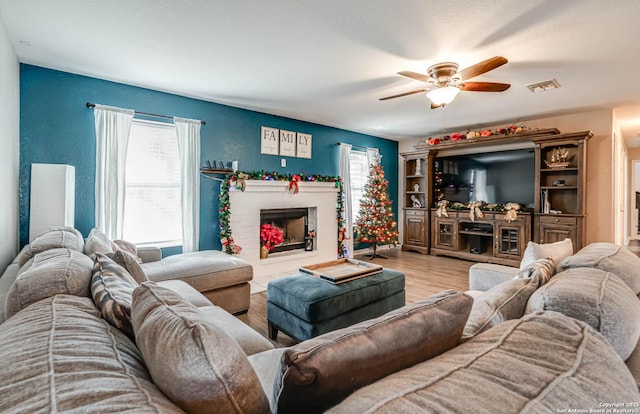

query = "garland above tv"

[415,127,560,149]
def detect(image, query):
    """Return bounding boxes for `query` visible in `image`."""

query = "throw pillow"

[17,228,85,268]
[5,248,93,319]
[91,253,139,339]
[84,228,115,257]
[271,290,473,414]
[520,238,572,273]
[131,282,269,414]
[462,276,538,341]
[113,239,142,263]
[526,268,640,360]
[560,242,640,295]
[514,256,555,287]
[108,250,148,283]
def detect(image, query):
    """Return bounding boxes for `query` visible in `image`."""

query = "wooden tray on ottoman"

[299,258,383,284]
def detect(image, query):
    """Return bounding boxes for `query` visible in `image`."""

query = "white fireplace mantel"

[228,181,339,277]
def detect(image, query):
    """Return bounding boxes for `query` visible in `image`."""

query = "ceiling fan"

[380,56,511,108]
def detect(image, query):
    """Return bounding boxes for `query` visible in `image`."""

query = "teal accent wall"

[19,64,399,254]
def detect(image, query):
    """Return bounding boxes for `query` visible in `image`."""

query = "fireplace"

[260,208,308,253]
[228,180,337,277]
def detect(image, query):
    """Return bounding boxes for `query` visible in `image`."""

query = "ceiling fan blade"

[398,71,431,83]
[379,89,426,101]
[456,56,508,81]
[459,82,511,92]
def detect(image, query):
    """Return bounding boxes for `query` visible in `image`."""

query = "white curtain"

[366,147,381,167]
[174,117,201,253]
[338,144,354,257]
[93,104,134,240]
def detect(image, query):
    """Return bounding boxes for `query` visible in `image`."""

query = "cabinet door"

[495,223,526,258]
[539,224,577,247]
[433,218,458,250]
[405,214,425,245]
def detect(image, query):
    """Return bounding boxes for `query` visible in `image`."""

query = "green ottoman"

[267,269,405,341]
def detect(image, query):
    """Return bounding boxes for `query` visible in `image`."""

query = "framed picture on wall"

[279,130,296,157]
[261,126,279,155]
[296,133,312,159]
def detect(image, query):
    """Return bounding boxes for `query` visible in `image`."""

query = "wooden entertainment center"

[401,129,592,267]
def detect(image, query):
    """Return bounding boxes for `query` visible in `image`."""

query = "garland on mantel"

[218,171,347,257]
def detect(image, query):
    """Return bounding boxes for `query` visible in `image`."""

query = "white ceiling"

[3,0,640,144]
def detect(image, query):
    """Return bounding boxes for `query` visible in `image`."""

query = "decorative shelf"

[200,169,234,175]
[541,168,578,172]
[459,230,493,237]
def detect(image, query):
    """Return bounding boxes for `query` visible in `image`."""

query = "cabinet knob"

[554,218,560,222]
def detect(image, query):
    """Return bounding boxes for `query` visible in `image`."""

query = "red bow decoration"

[289,174,301,194]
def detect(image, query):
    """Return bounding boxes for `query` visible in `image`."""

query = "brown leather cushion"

[271,290,473,414]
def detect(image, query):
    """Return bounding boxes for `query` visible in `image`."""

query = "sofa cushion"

[0,295,182,413]
[268,290,473,414]
[327,311,639,413]
[108,249,148,283]
[462,276,539,341]
[520,238,572,273]
[140,250,253,291]
[84,227,115,257]
[5,248,93,319]
[131,282,269,414]
[560,242,640,295]
[526,268,640,360]
[17,227,85,268]
[91,253,138,339]
[467,263,520,291]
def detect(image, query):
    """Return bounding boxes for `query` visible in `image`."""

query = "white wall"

[0,14,20,273]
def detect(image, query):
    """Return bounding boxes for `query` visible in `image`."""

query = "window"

[123,120,182,245]
[349,150,370,223]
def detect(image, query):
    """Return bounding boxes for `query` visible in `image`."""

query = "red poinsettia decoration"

[260,223,284,251]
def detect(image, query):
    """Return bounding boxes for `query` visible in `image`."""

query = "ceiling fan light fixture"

[426,86,460,106]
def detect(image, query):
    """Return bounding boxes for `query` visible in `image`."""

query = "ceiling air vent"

[526,79,561,93]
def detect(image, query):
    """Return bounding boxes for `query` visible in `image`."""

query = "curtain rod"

[337,142,369,151]
[86,102,206,125]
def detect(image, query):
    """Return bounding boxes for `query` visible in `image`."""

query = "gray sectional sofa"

[0,229,638,413]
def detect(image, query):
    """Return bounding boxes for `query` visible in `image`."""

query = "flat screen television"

[433,148,535,207]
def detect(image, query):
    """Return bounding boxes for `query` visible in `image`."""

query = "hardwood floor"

[236,249,473,347]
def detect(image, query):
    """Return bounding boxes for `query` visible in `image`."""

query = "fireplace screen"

[260,208,309,253]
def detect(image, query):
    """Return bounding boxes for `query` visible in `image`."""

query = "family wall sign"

[261,126,312,159]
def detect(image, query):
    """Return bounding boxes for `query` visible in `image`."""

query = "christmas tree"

[354,163,399,259]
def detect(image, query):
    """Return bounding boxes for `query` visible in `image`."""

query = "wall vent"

[526,79,561,93]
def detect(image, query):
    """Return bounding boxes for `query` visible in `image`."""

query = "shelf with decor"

[400,150,433,254]
[531,131,592,251]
